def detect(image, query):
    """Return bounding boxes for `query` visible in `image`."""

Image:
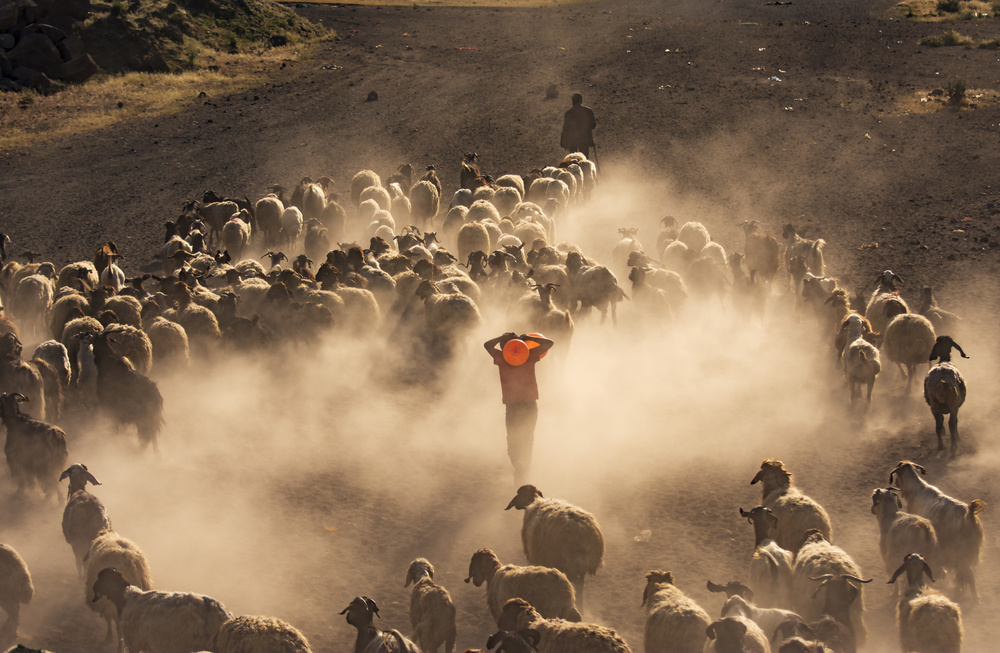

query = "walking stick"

[591,142,600,167]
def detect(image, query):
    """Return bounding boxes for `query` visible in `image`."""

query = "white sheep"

[161,235,193,275]
[91,566,231,653]
[214,615,313,653]
[864,270,909,337]
[888,553,962,653]
[791,531,870,647]
[870,488,938,587]
[360,185,391,212]
[841,313,881,404]
[457,223,491,263]
[923,336,969,455]
[718,594,802,645]
[0,543,33,648]
[340,596,420,653]
[60,463,111,576]
[493,186,523,216]
[56,260,100,293]
[404,558,456,653]
[641,570,710,653]
[144,316,191,372]
[464,548,581,622]
[611,228,642,277]
[497,598,632,653]
[467,199,502,224]
[505,484,603,606]
[255,194,285,247]
[883,313,936,392]
[100,254,126,292]
[750,459,833,553]
[84,530,154,646]
[739,506,794,608]
[781,225,825,280]
[351,170,382,207]
[889,461,985,601]
[677,221,710,252]
[281,207,304,250]
[222,212,253,260]
[704,615,770,653]
[12,272,54,337]
[496,174,526,197]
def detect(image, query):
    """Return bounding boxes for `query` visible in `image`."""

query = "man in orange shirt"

[484,332,555,484]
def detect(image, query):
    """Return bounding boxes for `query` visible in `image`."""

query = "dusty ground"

[1,0,999,651]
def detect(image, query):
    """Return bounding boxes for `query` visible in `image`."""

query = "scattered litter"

[324,526,338,532]
[962,216,974,221]
[350,30,359,34]
[864,133,871,139]
[858,242,880,250]
[953,229,966,234]
[784,106,794,110]
[739,21,760,25]
[759,47,767,51]
[769,75,782,82]
[658,84,674,89]
[627,50,632,53]
[752,66,765,71]
[778,69,786,73]
[455,46,478,50]
[403,32,410,36]
[634,530,653,543]
[320,64,342,70]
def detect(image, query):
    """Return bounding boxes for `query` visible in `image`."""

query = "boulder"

[0,2,20,31]
[11,63,41,84]
[26,22,67,42]
[51,51,95,82]
[0,33,13,51]
[0,51,10,76]
[6,31,62,71]
[55,31,82,60]
[0,76,23,91]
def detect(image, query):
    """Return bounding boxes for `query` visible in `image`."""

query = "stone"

[0,77,23,91]
[51,51,95,82]
[0,51,10,77]
[55,31,82,60]
[0,2,20,31]
[28,0,87,20]
[11,64,41,84]
[0,33,14,50]
[28,22,67,42]
[7,32,62,72]
[30,70,62,93]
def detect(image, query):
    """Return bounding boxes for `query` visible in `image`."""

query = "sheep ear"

[404,567,413,588]
[922,560,935,583]
[486,632,503,650]
[888,563,905,585]
[706,623,717,640]
[915,464,926,474]
[84,470,101,486]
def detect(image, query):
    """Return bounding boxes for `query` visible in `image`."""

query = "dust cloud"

[0,159,997,653]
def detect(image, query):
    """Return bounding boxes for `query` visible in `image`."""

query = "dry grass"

[0,46,312,151]
[921,28,976,45]
[894,0,995,19]
[892,86,1000,115]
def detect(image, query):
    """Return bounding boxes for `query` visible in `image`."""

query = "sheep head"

[706,580,754,601]
[929,335,969,363]
[486,629,540,653]
[642,570,675,606]
[92,567,129,607]
[888,461,925,486]
[465,549,501,586]
[0,392,28,421]
[706,617,747,649]
[888,553,934,589]
[750,459,792,493]
[339,596,380,628]
[496,598,537,632]
[60,463,101,495]
[505,484,542,511]
[0,331,22,358]
[405,558,434,588]
[870,488,901,515]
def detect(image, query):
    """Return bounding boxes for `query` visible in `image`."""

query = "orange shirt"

[490,348,541,404]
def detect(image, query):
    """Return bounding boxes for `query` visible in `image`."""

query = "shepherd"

[560,93,597,159]
[484,332,555,485]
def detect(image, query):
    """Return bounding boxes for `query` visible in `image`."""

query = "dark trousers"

[505,401,538,483]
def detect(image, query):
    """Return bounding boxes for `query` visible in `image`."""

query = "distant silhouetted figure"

[560,93,597,158]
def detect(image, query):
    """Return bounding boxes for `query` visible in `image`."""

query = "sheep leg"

[571,574,586,611]
[948,411,960,455]
[956,564,977,604]
[933,411,946,450]
[0,606,18,647]
[866,380,874,403]
[102,615,113,644]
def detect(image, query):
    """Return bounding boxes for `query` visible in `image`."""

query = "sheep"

[750,459,833,553]
[0,543,33,648]
[781,225,825,281]
[0,333,45,419]
[728,254,766,322]
[76,330,98,405]
[739,506,794,608]
[12,271,54,337]
[718,594,803,646]
[564,252,625,325]
[103,294,144,329]
[740,220,781,284]
[841,314,881,405]
[923,336,969,455]
[102,323,153,375]
[49,290,90,340]
[255,194,285,247]
[611,228,642,276]
[504,484,603,606]
[888,553,962,653]
[791,531,869,646]
[458,223,491,263]
[100,254,127,292]
[883,313,936,392]
[411,180,441,227]
[497,598,631,653]
[86,330,164,452]
[888,461,985,602]
[214,615,313,653]
[493,186,523,216]
[864,270,909,337]
[351,170,382,207]
[223,212,253,260]
[641,570,710,653]
[195,200,240,246]
[60,463,111,575]
[414,280,482,336]
[678,221,710,252]
[916,287,961,334]
[91,566,230,653]
[0,391,67,498]
[161,235,193,275]
[281,207,304,250]
[144,316,191,372]
[526,284,574,352]
[464,549,581,622]
[85,532,154,646]
[404,558,456,653]
[361,185,392,212]
[57,260,100,293]
[340,596,420,653]
[31,340,70,418]
[704,616,770,653]
[481,628,540,653]
[770,618,844,653]
[870,488,938,587]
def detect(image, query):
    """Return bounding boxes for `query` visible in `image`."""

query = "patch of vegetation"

[78,0,328,74]
[946,76,967,104]
[920,28,976,45]
[936,0,961,11]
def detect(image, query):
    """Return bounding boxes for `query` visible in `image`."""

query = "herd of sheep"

[0,148,986,653]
